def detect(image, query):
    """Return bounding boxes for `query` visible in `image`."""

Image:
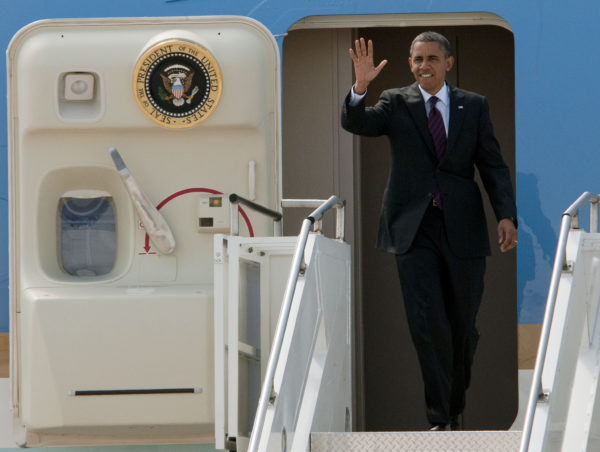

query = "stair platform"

[311,431,522,451]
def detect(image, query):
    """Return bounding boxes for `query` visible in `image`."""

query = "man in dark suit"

[342,31,517,430]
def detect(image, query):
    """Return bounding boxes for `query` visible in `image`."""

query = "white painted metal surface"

[215,232,351,452]
[8,16,280,447]
[248,198,345,452]
[527,231,600,451]
[254,233,352,452]
[213,235,297,450]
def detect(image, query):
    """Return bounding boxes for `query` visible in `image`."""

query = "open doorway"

[281,19,516,431]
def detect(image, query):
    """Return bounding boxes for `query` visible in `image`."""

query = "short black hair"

[410,31,451,57]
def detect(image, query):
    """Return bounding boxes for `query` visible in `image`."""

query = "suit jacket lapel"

[446,85,465,155]
[404,83,435,156]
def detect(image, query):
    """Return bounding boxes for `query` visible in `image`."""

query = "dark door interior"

[358,25,517,431]
[282,23,517,431]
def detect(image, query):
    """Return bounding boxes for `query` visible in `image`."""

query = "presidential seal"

[134,40,222,128]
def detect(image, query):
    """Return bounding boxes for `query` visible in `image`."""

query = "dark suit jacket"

[342,82,517,258]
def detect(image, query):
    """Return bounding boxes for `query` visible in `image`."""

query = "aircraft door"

[7,16,280,447]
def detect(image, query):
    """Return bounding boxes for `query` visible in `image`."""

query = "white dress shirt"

[349,82,450,135]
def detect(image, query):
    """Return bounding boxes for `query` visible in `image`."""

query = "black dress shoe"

[450,415,462,431]
[429,424,447,431]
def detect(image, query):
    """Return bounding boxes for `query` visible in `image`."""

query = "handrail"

[281,198,346,241]
[520,191,600,452]
[229,193,283,237]
[247,195,344,452]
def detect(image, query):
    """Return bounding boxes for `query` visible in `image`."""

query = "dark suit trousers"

[395,204,485,426]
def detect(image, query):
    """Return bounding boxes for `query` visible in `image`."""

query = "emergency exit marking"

[133,39,222,129]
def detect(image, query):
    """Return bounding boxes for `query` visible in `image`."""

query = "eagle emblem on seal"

[134,40,222,128]
[158,64,200,107]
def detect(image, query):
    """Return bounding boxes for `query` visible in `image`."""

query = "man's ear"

[445,55,455,72]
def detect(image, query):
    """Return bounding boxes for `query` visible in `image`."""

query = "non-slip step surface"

[311,431,522,451]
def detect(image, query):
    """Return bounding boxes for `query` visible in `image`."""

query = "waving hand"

[349,38,388,94]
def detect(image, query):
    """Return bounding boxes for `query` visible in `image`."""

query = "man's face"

[408,41,454,95]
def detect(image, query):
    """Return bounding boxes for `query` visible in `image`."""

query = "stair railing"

[520,191,600,452]
[229,193,283,236]
[246,195,345,452]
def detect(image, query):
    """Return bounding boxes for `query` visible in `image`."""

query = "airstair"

[519,192,600,451]
[214,195,352,452]
[230,192,600,452]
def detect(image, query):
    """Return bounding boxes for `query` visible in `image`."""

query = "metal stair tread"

[311,430,522,451]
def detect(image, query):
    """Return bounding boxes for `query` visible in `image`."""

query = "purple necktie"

[427,96,447,208]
